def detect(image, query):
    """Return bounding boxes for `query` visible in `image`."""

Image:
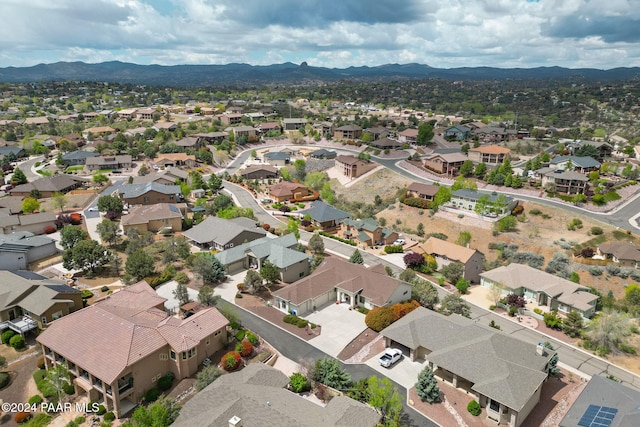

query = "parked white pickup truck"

[379,348,403,368]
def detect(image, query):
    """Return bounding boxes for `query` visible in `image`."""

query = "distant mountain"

[0,61,638,86]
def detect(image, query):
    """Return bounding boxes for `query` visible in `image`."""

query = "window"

[188,348,197,358]
[143,197,150,203]
[299,272,305,278]
[159,353,168,361]
[52,311,63,320]
[489,399,500,412]
[182,351,187,360]
[169,195,174,201]
[41,317,47,326]
[205,337,210,345]
[170,350,176,360]
[214,330,221,336]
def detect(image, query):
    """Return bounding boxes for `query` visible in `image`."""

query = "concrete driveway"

[365,349,425,389]
[215,270,248,302]
[304,303,368,357]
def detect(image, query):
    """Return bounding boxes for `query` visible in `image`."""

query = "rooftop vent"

[228,416,242,427]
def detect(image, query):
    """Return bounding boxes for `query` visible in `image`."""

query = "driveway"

[154,280,199,312]
[215,270,248,302]
[365,349,426,389]
[304,303,368,357]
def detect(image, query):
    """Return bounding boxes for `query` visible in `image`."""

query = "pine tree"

[562,310,584,338]
[349,249,364,264]
[416,366,441,403]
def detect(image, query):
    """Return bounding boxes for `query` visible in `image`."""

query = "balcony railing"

[0,316,38,334]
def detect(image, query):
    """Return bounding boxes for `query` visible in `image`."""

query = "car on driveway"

[87,207,99,212]
[379,348,403,368]
[392,238,406,246]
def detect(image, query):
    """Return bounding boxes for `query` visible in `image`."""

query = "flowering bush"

[221,351,241,371]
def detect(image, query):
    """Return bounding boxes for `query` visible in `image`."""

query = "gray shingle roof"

[299,201,351,223]
[215,234,301,267]
[119,182,181,198]
[550,155,601,168]
[181,216,265,246]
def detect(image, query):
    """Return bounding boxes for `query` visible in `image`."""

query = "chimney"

[536,342,545,356]
[228,416,242,427]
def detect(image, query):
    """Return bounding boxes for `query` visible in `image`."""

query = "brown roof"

[260,122,281,129]
[153,153,196,162]
[335,154,362,165]
[425,152,468,163]
[37,281,228,384]
[469,145,511,154]
[407,182,439,197]
[598,242,640,262]
[268,181,308,197]
[400,129,419,137]
[121,203,183,226]
[415,236,478,263]
[274,257,408,306]
[241,164,278,176]
[82,126,116,134]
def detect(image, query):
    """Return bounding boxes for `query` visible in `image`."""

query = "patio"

[304,303,369,357]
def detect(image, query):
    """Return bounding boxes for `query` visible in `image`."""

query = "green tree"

[173,282,190,306]
[11,167,28,184]
[411,278,439,309]
[286,218,300,238]
[440,294,471,317]
[189,170,207,190]
[131,395,181,427]
[195,366,223,391]
[587,309,634,354]
[349,249,364,264]
[93,173,108,184]
[308,233,325,254]
[96,219,121,247]
[260,261,280,285]
[125,249,155,280]
[51,192,67,213]
[367,375,403,426]
[474,162,487,179]
[304,171,330,191]
[474,194,491,215]
[29,188,42,200]
[459,160,474,177]
[416,365,441,403]
[60,225,88,250]
[62,240,112,274]
[311,357,351,390]
[562,311,584,338]
[293,159,307,182]
[46,362,71,403]
[97,194,124,214]
[198,285,219,306]
[624,283,640,307]
[456,278,469,294]
[244,269,264,293]
[495,215,517,232]
[432,186,451,210]
[456,231,472,247]
[440,262,464,284]
[192,253,225,285]
[21,197,40,214]
[416,122,434,146]
[572,193,587,205]
[208,173,223,192]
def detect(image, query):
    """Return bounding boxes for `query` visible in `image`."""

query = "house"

[85,155,132,171]
[549,155,601,174]
[298,200,351,230]
[135,108,155,120]
[152,121,177,132]
[226,125,257,140]
[192,132,227,144]
[0,231,58,269]
[153,153,196,168]
[282,118,307,131]
[480,264,599,319]
[267,181,311,202]
[308,148,336,159]
[81,126,116,139]
[215,234,309,283]
[333,124,362,140]
[414,237,485,283]
[173,363,381,427]
[567,140,613,161]
[338,217,397,247]
[23,117,50,126]
[37,281,229,418]
[468,145,511,165]
[559,375,640,427]
[120,204,183,234]
[444,125,471,140]
[0,196,25,215]
[115,108,138,120]
[239,164,279,180]
[0,270,83,333]
[406,182,439,203]
[313,121,334,138]
[218,113,243,125]
[473,126,515,142]
[398,128,418,143]
[131,169,188,186]
[597,242,640,268]
[380,307,554,427]
[263,151,291,167]
[334,154,376,179]
[368,137,403,150]
[119,182,182,205]
[363,126,389,140]
[423,152,468,176]
[0,212,57,235]
[9,175,87,197]
[0,146,27,159]
[174,136,201,150]
[450,189,518,215]
[182,216,265,250]
[256,121,282,134]
[273,257,412,316]
[61,150,99,166]
[541,170,589,194]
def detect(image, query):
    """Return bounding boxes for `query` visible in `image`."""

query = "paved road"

[222,178,640,392]
[216,299,437,427]
[18,155,45,181]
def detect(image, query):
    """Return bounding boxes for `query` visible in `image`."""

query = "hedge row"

[319,231,356,246]
[365,300,420,332]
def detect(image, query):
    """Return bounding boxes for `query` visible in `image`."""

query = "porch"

[0,316,38,334]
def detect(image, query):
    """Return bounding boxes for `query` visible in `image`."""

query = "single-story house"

[215,234,309,283]
[0,212,57,235]
[398,128,418,143]
[282,118,307,131]
[0,146,27,159]
[567,140,613,161]
[263,151,291,167]
[0,270,83,332]
[131,168,188,186]
[363,126,389,140]
[192,132,227,144]
[239,165,279,180]
[338,217,397,247]
[37,281,229,418]
[549,155,601,174]
[333,124,363,140]
[468,145,511,164]
[273,257,412,316]
[172,363,381,427]
[368,137,403,150]
[121,203,183,234]
[153,153,196,168]
[450,189,518,216]
[334,155,376,179]
[174,136,201,150]
[0,231,58,270]
[381,307,554,427]
[9,175,87,198]
[541,170,589,195]
[480,264,599,319]
[423,152,468,176]
[267,181,311,202]
[182,216,264,251]
[308,149,337,159]
[597,242,640,269]
[559,375,640,427]
[61,150,99,166]
[119,182,182,205]
[473,127,515,142]
[444,125,471,140]
[414,237,485,283]
[256,122,282,134]
[81,126,116,139]
[298,201,351,230]
[406,182,439,202]
[152,121,177,132]
[85,155,132,171]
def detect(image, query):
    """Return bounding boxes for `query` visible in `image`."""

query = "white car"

[393,239,406,246]
[87,207,99,212]
[379,348,403,368]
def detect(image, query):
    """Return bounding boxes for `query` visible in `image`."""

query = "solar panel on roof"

[578,405,618,427]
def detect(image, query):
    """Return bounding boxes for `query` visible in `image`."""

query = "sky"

[1,0,639,69]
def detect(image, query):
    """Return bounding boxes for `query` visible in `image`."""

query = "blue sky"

[1,0,638,69]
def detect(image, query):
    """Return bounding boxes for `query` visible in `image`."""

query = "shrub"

[456,278,469,294]
[33,369,46,383]
[96,404,107,415]
[581,247,595,258]
[467,400,481,416]
[36,357,45,369]
[543,311,563,330]
[174,271,189,285]
[533,308,543,315]
[157,374,173,391]
[245,331,259,346]
[10,334,25,350]
[63,382,75,395]
[26,413,51,427]
[221,351,242,371]
[529,208,542,215]
[81,289,94,299]
[2,329,15,345]
[14,411,31,424]
[506,293,526,308]
[365,300,420,332]
[384,245,403,254]
[590,226,603,235]
[0,371,10,389]
[100,285,110,293]
[0,355,5,368]
[195,365,223,391]
[238,340,254,357]
[44,225,56,234]
[144,388,159,403]
[235,330,246,341]
[104,412,116,422]
[508,306,518,317]
[589,266,604,276]
[289,372,309,393]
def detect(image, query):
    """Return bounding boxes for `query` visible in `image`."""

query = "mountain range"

[0,61,639,86]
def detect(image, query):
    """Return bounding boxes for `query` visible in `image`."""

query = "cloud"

[545,15,640,43]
